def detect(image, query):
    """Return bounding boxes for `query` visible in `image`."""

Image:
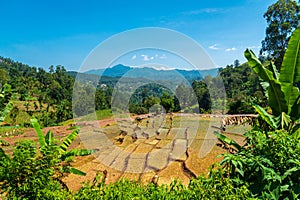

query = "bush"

[0,140,70,199]
[75,166,253,200]
[221,130,300,199]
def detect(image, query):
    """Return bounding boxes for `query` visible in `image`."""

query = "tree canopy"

[260,0,300,68]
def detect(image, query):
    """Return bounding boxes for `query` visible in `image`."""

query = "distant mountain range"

[81,64,220,82]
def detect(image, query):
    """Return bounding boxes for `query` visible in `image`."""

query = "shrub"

[0,140,71,199]
[75,167,253,200]
[221,130,300,199]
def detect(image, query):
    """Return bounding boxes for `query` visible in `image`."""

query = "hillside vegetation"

[0,0,299,199]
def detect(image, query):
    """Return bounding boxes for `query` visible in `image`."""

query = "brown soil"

[1,114,249,191]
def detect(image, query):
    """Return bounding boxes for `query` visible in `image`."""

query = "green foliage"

[128,83,179,114]
[0,102,13,123]
[214,131,242,152]
[75,167,253,200]
[30,118,95,176]
[261,0,300,67]
[0,83,14,124]
[221,130,300,199]
[219,62,265,114]
[0,140,71,199]
[245,26,300,133]
[0,58,75,126]
[0,68,9,85]
[252,103,276,129]
[160,91,175,113]
[192,80,212,113]
[245,49,287,115]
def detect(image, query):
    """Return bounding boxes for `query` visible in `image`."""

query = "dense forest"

[0,55,266,127]
[1,0,300,199]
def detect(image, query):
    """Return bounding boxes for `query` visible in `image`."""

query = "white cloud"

[141,54,150,61]
[150,56,154,60]
[131,54,137,60]
[225,47,237,52]
[209,44,219,50]
[183,8,220,15]
[159,54,167,59]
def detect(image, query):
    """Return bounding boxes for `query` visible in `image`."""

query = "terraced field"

[63,113,250,190]
[0,113,250,191]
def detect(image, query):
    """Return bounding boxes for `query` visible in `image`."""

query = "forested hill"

[83,64,220,82]
[0,57,74,126]
[0,56,264,127]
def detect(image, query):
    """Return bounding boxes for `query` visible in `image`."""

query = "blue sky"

[0,0,277,71]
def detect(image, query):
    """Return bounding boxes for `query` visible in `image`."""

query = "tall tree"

[260,0,300,68]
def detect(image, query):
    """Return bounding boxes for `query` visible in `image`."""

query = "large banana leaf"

[30,118,46,147]
[275,112,291,130]
[45,131,54,146]
[61,149,95,161]
[281,83,299,115]
[267,62,280,80]
[252,103,276,129]
[59,129,79,153]
[69,167,86,176]
[245,49,288,116]
[279,26,300,85]
[279,27,300,117]
[290,96,300,121]
[245,49,276,82]
[214,131,242,151]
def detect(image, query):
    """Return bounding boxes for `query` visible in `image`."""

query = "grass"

[79,109,113,121]
[63,109,113,125]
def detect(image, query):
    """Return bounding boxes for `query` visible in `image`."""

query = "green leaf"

[280,26,300,86]
[61,149,95,161]
[45,131,54,146]
[59,129,79,153]
[280,27,300,118]
[267,62,280,80]
[252,103,276,129]
[275,112,291,130]
[268,80,288,116]
[0,102,13,123]
[245,49,288,116]
[30,118,45,147]
[214,131,242,151]
[282,167,299,180]
[260,81,270,99]
[69,167,86,176]
[245,49,276,82]
[281,83,299,115]
[0,148,8,160]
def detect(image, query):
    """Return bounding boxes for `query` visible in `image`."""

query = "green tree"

[160,92,175,113]
[0,68,9,87]
[260,0,300,68]
[234,59,240,67]
[192,80,211,112]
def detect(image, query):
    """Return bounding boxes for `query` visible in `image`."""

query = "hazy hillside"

[83,64,220,82]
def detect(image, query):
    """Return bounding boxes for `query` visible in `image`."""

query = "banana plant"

[244,26,300,133]
[0,84,14,124]
[215,27,300,150]
[30,118,95,175]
